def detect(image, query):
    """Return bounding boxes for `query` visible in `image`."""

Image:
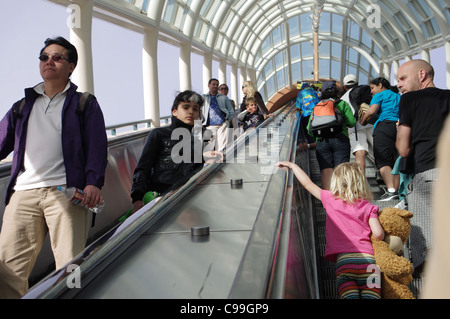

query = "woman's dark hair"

[370,77,391,89]
[370,77,399,92]
[40,36,78,66]
[171,90,204,112]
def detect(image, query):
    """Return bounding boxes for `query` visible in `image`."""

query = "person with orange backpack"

[307,81,356,190]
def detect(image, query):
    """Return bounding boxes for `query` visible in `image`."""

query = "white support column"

[240,68,247,84]
[239,68,247,102]
[382,62,391,79]
[230,63,239,108]
[179,42,192,91]
[446,40,450,89]
[313,31,319,81]
[203,52,212,92]
[421,48,430,63]
[392,60,400,85]
[249,69,257,84]
[143,27,160,127]
[219,59,227,85]
[69,0,94,94]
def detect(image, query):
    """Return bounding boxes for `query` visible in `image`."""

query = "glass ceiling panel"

[121,0,449,101]
[254,9,382,99]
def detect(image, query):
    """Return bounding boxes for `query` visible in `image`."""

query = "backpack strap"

[76,92,93,145]
[78,92,92,113]
[333,98,341,108]
[12,98,26,122]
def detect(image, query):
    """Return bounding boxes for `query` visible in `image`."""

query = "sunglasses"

[39,53,69,63]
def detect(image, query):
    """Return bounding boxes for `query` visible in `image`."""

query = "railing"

[23,102,319,299]
[105,116,171,136]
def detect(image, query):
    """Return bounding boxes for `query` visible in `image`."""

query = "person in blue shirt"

[296,83,320,150]
[360,77,401,201]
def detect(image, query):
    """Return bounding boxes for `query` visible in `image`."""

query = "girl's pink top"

[321,190,379,262]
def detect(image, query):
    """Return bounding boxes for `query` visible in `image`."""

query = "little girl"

[276,161,385,299]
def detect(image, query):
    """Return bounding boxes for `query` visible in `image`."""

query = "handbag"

[358,102,379,125]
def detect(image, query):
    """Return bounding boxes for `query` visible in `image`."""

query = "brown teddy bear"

[371,207,415,299]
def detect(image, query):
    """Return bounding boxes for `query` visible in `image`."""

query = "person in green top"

[307,81,356,190]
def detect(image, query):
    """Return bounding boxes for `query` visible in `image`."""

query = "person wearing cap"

[307,81,356,190]
[340,74,374,173]
[296,82,320,150]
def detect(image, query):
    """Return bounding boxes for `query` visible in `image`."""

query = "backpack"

[308,98,344,139]
[349,85,378,124]
[12,91,93,122]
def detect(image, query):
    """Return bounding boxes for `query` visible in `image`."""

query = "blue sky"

[0,0,447,127]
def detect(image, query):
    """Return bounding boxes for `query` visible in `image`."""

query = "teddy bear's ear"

[399,209,413,220]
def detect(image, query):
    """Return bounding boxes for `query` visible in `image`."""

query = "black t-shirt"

[398,87,450,174]
[243,112,264,131]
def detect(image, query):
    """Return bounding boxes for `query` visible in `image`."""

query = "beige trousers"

[0,260,22,298]
[0,187,89,297]
[206,121,231,152]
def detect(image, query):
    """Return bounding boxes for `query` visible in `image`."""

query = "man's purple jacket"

[0,81,108,204]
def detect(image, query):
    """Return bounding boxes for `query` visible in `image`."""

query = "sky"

[0,0,448,127]
[0,0,216,127]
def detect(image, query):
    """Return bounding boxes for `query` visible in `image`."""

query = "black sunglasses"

[39,53,69,63]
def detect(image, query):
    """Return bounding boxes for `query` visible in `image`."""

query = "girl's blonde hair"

[329,162,373,204]
[243,81,257,97]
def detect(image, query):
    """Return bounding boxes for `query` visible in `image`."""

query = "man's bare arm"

[396,124,412,157]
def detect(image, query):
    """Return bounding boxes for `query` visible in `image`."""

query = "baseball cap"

[343,74,357,86]
[321,81,337,91]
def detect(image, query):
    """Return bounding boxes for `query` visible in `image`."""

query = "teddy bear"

[371,207,415,299]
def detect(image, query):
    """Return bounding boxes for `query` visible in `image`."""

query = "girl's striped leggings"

[336,253,381,299]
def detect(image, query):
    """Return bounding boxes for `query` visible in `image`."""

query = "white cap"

[343,74,357,86]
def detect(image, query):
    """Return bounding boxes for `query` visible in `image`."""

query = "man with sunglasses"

[0,36,107,297]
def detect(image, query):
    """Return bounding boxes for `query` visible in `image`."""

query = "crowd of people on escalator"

[0,35,449,300]
[290,59,450,299]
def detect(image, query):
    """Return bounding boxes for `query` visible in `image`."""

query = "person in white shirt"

[341,74,374,173]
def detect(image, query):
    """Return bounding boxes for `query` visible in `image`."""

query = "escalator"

[1,100,420,299]
[21,102,323,299]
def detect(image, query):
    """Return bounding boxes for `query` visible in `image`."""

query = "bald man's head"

[397,59,435,93]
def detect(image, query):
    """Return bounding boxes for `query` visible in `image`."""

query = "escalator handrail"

[24,106,289,298]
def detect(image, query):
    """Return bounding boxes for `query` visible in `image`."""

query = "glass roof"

[120,0,450,100]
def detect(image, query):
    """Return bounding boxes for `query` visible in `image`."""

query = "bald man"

[396,59,450,277]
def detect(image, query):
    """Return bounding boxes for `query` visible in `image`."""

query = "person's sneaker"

[379,191,399,201]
